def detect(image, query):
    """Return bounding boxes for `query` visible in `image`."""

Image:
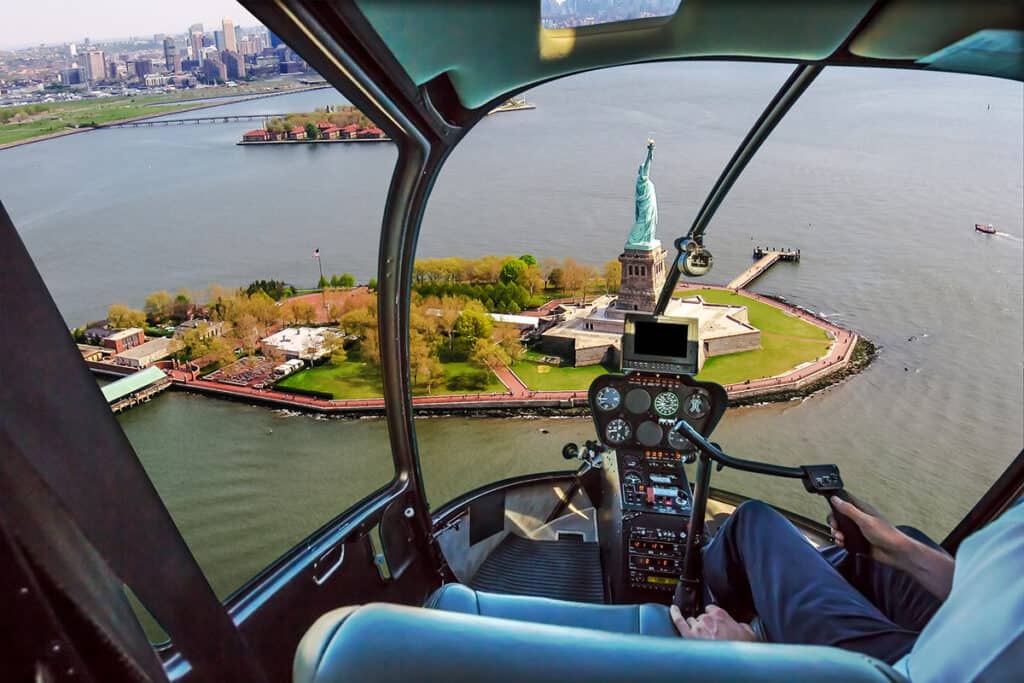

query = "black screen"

[633,320,688,358]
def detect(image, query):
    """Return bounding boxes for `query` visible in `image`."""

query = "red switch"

[647,488,656,505]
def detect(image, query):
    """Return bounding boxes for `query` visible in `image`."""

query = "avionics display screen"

[633,320,688,358]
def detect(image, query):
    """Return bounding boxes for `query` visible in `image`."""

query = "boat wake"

[995,232,1023,243]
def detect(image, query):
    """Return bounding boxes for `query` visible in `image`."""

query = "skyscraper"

[214,30,225,51]
[221,51,246,80]
[190,30,204,62]
[163,37,180,72]
[82,50,106,83]
[222,18,237,53]
[134,59,154,79]
[203,56,227,83]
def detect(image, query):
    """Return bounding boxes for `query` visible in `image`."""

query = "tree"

[603,260,622,292]
[172,290,193,319]
[454,301,493,342]
[419,355,445,395]
[367,278,378,291]
[324,333,347,366]
[547,267,564,290]
[437,296,462,353]
[338,273,356,288]
[107,304,146,328]
[499,259,526,285]
[144,290,173,322]
[318,275,329,289]
[523,264,545,298]
[470,337,510,371]
[494,323,525,362]
[329,274,341,288]
[304,121,319,140]
[519,254,537,266]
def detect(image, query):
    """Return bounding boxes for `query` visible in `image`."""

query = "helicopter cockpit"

[2,2,1022,683]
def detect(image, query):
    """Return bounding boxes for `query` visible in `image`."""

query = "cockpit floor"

[469,534,605,603]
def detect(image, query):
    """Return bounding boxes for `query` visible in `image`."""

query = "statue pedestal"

[614,245,667,314]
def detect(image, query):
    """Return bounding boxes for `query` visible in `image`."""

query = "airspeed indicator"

[595,386,621,411]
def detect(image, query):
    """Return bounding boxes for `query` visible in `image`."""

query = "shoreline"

[0,85,331,151]
[237,136,391,146]
[92,284,872,417]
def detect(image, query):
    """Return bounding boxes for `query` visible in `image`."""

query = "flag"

[313,248,320,259]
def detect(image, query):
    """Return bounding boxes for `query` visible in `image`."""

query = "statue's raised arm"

[639,138,654,180]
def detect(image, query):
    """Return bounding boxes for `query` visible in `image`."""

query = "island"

[77,142,872,416]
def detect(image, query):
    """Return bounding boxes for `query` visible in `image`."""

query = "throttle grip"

[829,489,870,557]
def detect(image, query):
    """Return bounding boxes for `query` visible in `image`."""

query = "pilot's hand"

[829,493,910,568]
[670,604,759,642]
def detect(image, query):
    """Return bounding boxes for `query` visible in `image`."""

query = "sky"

[1,0,261,49]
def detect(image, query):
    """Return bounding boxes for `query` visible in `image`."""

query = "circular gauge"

[623,454,640,469]
[636,420,663,447]
[605,418,632,445]
[625,388,652,414]
[594,386,621,412]
[623,472,642,487]
[667,428,692,451]
[653,391,680,417]
[683,391,711,419]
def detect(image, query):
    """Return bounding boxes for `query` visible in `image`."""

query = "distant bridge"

[98,113,289,129]
[726,247,801,290]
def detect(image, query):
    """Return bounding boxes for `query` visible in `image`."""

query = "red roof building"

[242,129,270,142]
[356,126,385,139]
[338,123,360,139]
[287,125,307,140]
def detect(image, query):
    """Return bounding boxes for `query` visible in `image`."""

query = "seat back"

[294,603,905,683]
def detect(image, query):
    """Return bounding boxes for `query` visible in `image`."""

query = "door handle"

[312,543,345,586]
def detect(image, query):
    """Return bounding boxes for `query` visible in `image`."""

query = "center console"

[591,314,727,603]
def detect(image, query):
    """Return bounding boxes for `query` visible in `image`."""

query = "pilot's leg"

[702,500,917,663]
[821,526,943,632]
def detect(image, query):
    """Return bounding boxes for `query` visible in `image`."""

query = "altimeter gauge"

[653,391,680,417]
[605,418,632,445]
[595,386,621,412]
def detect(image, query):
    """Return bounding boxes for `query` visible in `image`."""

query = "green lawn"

[679,288,832,385]
[511,289,833,391]
[676,289,829,341]
[274,358,505,399]
[511,359,613,392]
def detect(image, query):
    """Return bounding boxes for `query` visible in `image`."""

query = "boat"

[975,223,997,234]
[2,3,1022,683]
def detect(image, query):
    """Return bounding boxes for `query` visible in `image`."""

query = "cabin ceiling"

[349,0,1023,111]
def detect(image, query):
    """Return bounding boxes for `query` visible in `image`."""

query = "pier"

[726,247,801,290]
[101,366,172,413]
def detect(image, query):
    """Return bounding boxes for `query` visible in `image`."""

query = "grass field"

[680,288,832,385]
[511,358,613,391]
[512,290,833,390]
[274,358,506,399]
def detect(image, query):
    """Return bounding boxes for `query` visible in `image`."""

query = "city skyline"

[1,0,259,49]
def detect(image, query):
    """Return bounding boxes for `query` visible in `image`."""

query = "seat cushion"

[294,603,905,683]
[425,582,677,637]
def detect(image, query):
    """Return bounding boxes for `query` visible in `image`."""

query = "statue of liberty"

[625,139,659,250]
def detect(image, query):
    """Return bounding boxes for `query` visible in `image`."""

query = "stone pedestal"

[614,244,667,314]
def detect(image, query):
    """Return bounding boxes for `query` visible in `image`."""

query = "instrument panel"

[589,373,727,451]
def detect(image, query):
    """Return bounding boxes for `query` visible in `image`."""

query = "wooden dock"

[726,248,800,289]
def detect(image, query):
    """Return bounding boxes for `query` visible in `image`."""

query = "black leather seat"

[425,582,677,637]
[293,602,905,683]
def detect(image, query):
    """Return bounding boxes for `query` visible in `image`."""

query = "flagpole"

[315,249,327,311]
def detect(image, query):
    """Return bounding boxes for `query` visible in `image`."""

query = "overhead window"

[541,0,684,29]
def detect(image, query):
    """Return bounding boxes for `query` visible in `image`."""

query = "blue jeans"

[702,500,942,663]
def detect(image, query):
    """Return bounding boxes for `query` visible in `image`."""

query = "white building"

[261,327,340,361]
[113,337,181,369]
